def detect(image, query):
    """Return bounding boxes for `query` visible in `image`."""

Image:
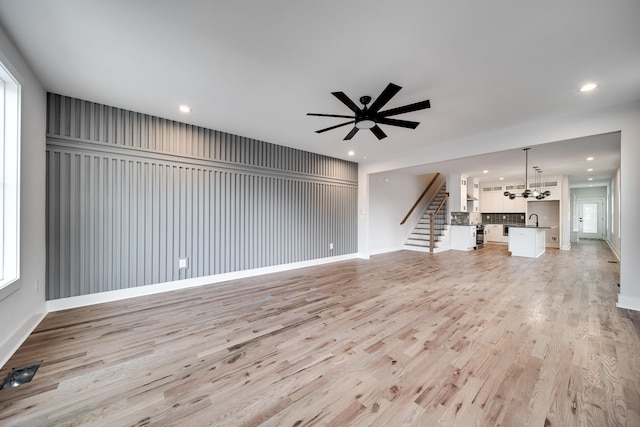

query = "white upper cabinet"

[527,177,560,201]
[468,177,480,212]
[480,184,504,213]
[503,183,526,212]
[448,174,468,212]
[481,181,526,213]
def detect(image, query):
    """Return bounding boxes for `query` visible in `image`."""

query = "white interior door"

[578,199,604,239]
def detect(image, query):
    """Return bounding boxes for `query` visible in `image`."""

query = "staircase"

[403,186,450,253]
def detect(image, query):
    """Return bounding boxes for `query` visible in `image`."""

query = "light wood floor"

[1,240,638,426]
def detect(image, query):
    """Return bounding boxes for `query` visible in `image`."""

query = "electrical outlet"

[551,236,557,241]
[179,257,189,269]
[329,243,334,250]
[35,280,39,292]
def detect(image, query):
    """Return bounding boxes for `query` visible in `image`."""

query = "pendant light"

[504,148,551,200]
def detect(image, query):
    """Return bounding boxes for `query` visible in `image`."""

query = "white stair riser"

[404,184,450,253]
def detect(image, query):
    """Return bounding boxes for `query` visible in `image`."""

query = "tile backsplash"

[482,213,526,225]
[451,212,470,225]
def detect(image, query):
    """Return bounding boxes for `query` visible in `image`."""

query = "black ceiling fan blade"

[378,100,431,118]
[307,113,355,119]
[343,127,359,140]
[331,91,361,113]
[368,83,402,114]
[315,120,355,133]
[370,125,387,140]
[375,117,420,129]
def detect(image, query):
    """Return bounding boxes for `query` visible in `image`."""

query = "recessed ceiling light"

[483,170,488,174]
[580,83,597,92]
[586,156,594,161]
[588,177,593,181]
[178,105,191,113]
[587,168,593,172]
[499,177,504,180]
[348,151,355,156]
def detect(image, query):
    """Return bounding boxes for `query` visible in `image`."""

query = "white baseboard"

[0,307,47,369]
[47,254,358,312]
[606,239,621,261]
[617,294,640,312]
[368,246,402,256]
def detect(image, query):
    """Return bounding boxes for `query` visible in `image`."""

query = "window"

[582,202,598,234]
[0,61,20,289]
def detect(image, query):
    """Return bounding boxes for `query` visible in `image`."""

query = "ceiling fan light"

[543,190,551,196]
[580,83,597,92]
[355,119,376,129]
[509,193,516,200]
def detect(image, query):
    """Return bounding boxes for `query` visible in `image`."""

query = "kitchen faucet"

[529,213,539,227]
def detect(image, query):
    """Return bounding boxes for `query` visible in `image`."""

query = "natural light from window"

[0,60,20,289]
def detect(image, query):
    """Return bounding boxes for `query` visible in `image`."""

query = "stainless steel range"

[476,225,485,248]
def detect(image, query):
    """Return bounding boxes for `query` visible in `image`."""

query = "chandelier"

[504,148,551,200]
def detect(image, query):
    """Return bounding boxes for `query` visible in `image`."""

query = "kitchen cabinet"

[502,183,520,212]
[481,182,526,213]
[467,178,480,212]
[448,174,468,212]
[508,226,547,258]
[480,185,504,213]
[484,224,505,243]
[527,178,560,201]
[450,225,476,251]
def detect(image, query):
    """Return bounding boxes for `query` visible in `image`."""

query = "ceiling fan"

[307,83,431,140]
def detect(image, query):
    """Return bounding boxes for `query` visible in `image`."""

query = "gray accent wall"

[46,94,358,300]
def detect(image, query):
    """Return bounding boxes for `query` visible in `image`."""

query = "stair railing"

[400,173,441,225]
[430,191,449,253]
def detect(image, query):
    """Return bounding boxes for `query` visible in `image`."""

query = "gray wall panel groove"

[46,94,358,300]
[47,137,356,187]
[47,93,357,182]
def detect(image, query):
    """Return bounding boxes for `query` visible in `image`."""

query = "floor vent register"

[1,361,42,389]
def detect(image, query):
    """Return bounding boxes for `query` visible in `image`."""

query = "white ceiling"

[0,0,638,184]
[398,131,620,187]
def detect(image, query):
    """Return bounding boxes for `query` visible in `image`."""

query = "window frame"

[0,60,21,291]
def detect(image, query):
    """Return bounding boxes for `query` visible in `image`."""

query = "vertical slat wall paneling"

[46,93,358,299]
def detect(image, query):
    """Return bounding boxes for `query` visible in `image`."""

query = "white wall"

[0,25,47,367]
[358,101,640,310]
[609,169,621,258]
[527,200,560,248]
[368,171,435,254]
[618,123,640,309]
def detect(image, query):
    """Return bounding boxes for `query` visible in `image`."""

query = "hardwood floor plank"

[0,241,636,426]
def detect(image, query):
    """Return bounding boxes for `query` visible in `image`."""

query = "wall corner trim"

[0,306,48,369]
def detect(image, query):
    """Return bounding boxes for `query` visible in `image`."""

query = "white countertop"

[508,225,558,229]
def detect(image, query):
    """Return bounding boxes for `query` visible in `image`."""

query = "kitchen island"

[508,225,557,258]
